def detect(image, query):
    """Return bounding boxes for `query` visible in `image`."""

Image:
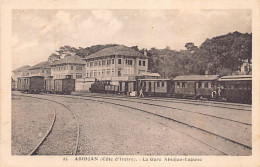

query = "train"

[89,75,252,104]
[15,74,252,103]
[17,75,75,94]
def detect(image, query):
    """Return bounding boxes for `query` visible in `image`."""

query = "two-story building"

[83,45,149,81]
[29,61,51,78]
[51,55,86,79]
[12,65,31,81]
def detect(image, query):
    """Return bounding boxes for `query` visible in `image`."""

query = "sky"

[12,9,252,70]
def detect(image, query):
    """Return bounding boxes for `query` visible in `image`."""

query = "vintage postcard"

[1,0,260,167]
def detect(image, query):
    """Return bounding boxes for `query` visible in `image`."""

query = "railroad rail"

[74,93,251,112]
[14,94,80,155]
[72,94,251,126]
[52,94,251,155]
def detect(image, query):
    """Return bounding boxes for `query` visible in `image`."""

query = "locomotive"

[17,75,75,95]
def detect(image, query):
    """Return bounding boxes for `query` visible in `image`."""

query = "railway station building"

[50,55,86,79]
[29,61,51,78]
[83,45,149,82]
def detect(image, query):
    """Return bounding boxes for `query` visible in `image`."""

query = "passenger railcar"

[173,75,219,99]
[218,75,252,104]
[17,76,44,93]
[54,75,75,94]
[137,79,173,97]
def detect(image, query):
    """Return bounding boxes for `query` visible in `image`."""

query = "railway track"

[50,94,251,156]
[72,94,251,126]
[14,94,80,155]
[74,93,251,112]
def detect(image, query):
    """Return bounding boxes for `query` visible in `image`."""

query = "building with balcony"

[51,55,86,79]
[29,61,51,78]
[83,45,149,81]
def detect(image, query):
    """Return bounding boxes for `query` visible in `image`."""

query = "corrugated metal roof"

[218,75,252,81]
[51,55,86,66]
[29,61,51,70]
[12,65,31,72]
[173,75,219,81]
[84,45,148,60]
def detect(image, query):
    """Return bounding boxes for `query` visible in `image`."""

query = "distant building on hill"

[83,45,149,81]
[29,61,51,78]
[239,59,252,75]
[50,55,86,79]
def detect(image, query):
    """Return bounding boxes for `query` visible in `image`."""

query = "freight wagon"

[17,76,44,93]
[54,75,75,94]
[44,77,55,93]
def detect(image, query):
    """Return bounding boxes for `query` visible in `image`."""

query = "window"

[112,59,114,64]
[90,70,93,78]
[42,70,44,73]
[90,62,93,67]
[71,66,74,70]
[118,68,121,76]
[102,69,105,76]
[157,82,160,87]
[86,72,89,77]
[112,68,114,75]
[102,60,106,66]
[118,59,122,64]
[76,73,82,79]
[86,62,89,67]
[139,60,142,66]
[125,59,133,65]
[107,69,111,75]
[143,61,146,66]
[94,70,97,77]
[107,59,111,65]
[99,61,101,66]
[162,82,165,87]
[94,61,98,66]
[98,70,101,77]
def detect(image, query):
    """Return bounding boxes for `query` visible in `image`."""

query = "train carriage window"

[176,82,180,88]
[162,81,165,87]
[181,82,186,88]
[157,82,160,87]
[197,82,202,88]
[204,82,208,88]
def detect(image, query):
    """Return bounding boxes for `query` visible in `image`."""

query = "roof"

[84,45,148,60]
[29,61,51,70]
[138,78,172,81]
[138,72,161,77]
[12,65,31,72]
[218,75,252,81]
[173,75,219,81]
[51,55,86,66]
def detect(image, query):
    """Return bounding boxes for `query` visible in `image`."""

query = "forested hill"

[49,31,251,77]
[142,31,252,77]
